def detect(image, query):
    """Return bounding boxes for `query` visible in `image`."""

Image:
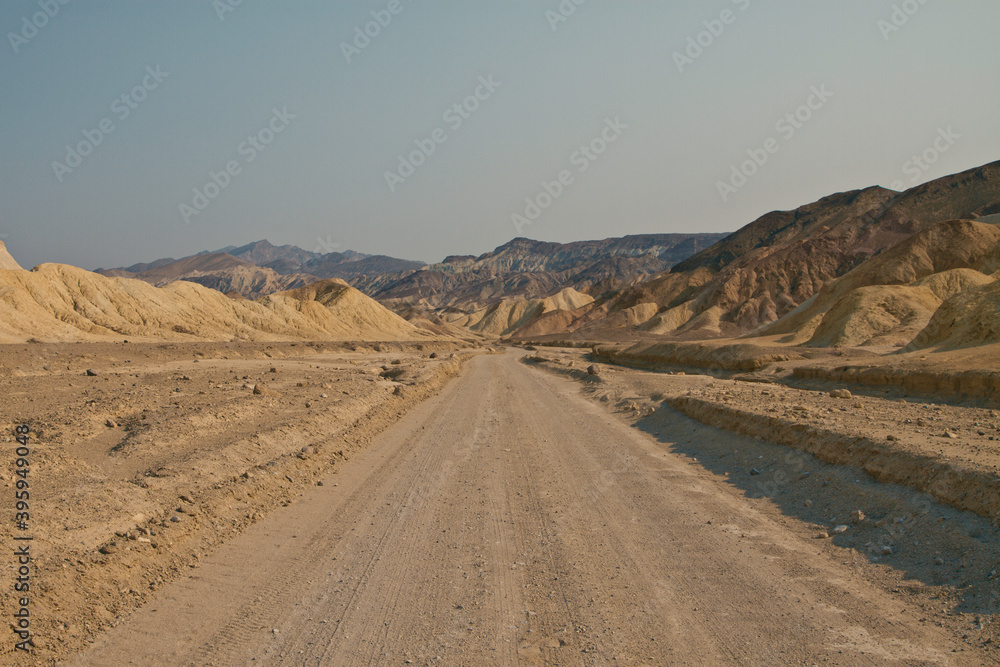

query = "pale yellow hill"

[756,220,1000,347]
[260,279,422,340]
[906,279,1000,351]
[0,241,23,271]
[463,288,595,337]
[639,301,697,335]
[804,269,995,348]
[0,264,429,343]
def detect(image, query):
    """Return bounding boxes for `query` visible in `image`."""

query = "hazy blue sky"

[2,1,998,270]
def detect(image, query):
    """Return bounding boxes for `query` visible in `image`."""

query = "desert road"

[70,351,968,666]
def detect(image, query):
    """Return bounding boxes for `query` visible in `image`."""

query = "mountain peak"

[0,240,24,271]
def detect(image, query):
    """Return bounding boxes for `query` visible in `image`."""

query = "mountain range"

[87,158,1000,353]
[505,159,1000,347]
[97,241,426,300]
[97,234,729,309]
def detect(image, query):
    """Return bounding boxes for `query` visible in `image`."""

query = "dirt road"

[70,351,979,665]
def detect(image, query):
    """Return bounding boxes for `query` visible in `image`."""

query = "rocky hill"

[513,160,1000,342]
[97,240,425,300]
[356,234,728,313]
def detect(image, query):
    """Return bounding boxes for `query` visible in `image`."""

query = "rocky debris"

[393,386,404,396]
[851,510,866,524]
[587,365,600,376]
[429,352,439,359]
[99,543,119,555]
[85,369,98,376]
[943,431,958,439]
[829,389,852,399]
[253,383,280,396]
[105,418,117,428]
[815,531,830,539]
[832,525,849,534]
[380,367,406,380]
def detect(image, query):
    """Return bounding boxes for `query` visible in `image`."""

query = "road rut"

[71,351,972,665]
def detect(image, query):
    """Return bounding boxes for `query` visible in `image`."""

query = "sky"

[1,1,999,270]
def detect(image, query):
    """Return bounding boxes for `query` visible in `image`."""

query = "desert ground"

[3,342,998,665]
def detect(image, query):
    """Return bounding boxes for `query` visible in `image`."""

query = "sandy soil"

[59,350,997,665]
[0,340,476,665]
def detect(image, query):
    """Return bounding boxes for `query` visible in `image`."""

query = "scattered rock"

[749,468,762,476]
[881,546,893,556]
[815,531,829,539]
[587,365,599,376]
[832,525,849,534]
[179,494,195,504]
[886,434,899,441]
[270,367,278,373]
[99,544,118,555]
[829,389,852,399]
[169,515,183,523]
[429,352,439,359]
[105,418,117,428]
[391,359,402,365]
[85,369,98,377]
[393,386,404,396]
[943,431,959,439]
[851,510,865,524]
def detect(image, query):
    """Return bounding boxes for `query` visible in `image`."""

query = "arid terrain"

[0,339,480,665]
[32,350,998,665]
[1,160,998,665]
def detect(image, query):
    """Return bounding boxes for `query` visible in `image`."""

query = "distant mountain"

[353,234,729,313]
[511,159,1000,342]
[96,240,426,299]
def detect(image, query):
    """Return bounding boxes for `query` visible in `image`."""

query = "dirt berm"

[669,396,1000,524]
[0,347,485,665]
